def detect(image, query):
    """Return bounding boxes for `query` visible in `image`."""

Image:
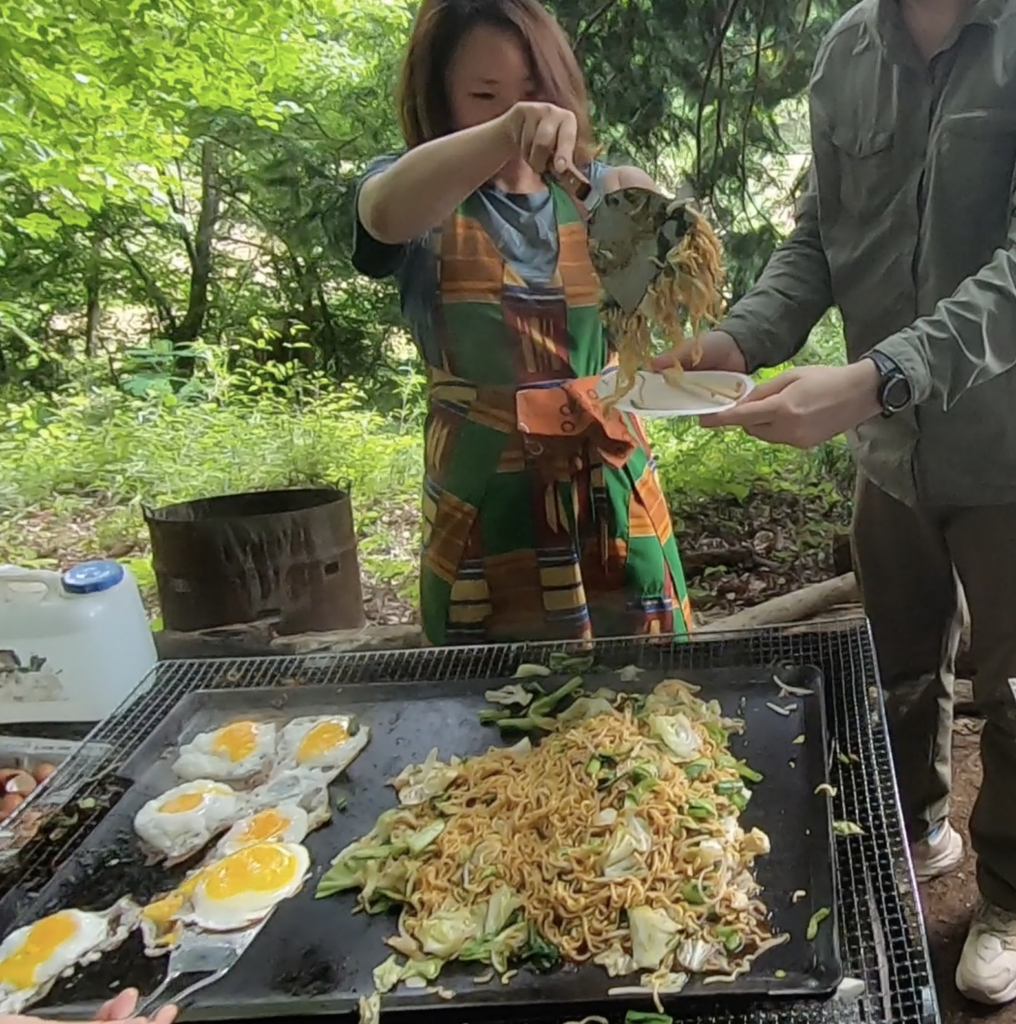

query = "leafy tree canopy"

[0,0,852,384]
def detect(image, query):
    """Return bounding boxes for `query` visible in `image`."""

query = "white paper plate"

[595,369,754,418]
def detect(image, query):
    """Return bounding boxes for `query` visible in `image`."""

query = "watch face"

[884,375,911,412]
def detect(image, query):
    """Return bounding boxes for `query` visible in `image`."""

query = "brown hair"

[396,0,596,165]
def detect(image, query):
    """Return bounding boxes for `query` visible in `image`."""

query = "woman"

[3,988,177,1024]
[354,0,692,645]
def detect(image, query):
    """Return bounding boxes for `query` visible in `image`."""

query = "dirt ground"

[922,715,1014,1024]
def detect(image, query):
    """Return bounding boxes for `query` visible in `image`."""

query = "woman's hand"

[97,987,177,1024]
[697,362,883,448]
[500,102,580,177]
[2,987,179,1024]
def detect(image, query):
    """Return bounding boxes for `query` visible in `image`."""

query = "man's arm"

[718,160,834,372]
[874,175,1016,408]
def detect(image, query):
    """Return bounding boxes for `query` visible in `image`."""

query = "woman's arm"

[359,119,515,244]
[360,102,582,245]
[603,165,658,192]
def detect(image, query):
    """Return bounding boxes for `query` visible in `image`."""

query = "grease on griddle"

[272,947,339,997]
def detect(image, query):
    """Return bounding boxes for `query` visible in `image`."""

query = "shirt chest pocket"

[934,114,1016,247]
[829,128,900,221]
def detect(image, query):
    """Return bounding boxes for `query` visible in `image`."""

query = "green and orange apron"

[419,182,692,644]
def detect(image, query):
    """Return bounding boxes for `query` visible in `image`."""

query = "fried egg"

[0,900,138,1013]
[182,841,310,931]
[138,868,206,956]
[276,716,370,776]
[172,720,276,783]
[248,772,332,831]
[134,780,246,863]
[214,804,309,858]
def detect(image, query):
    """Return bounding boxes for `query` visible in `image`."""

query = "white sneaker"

[956,902,1016,1005]
[911,821,964,882]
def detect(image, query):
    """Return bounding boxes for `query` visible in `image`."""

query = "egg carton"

[0,736,112,863]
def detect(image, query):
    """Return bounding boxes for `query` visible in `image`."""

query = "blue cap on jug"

[61,559,125,595]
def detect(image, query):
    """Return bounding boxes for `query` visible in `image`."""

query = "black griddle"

[3,663,841,1020]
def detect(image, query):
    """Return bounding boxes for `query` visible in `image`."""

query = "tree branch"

[694,0,743,190]
[573,0,619,50]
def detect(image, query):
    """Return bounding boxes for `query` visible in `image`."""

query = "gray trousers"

[853,477,1016,911]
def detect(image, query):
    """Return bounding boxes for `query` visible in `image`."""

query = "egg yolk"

[0,912,80,989]
[238,809,290,843]
[142,892,185,927]
[178,869,205,898]
[159,791,206,814]
[202,842,300,900]
[142,867,208,948]
[211,721,259,762]
[296,720,348,763]
[141,894,184,949]
[143,868,204,924]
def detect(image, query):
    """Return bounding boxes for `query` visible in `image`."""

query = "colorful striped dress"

[353,157,692,645]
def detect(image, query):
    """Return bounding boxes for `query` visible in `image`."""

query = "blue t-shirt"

[352,156,614,366]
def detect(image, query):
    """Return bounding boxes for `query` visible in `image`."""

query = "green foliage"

[0,0,858,610]
[0,0,854,381]
[0,338,422,602]
[0,328,851,611]
[1,0,319,227]
[553,0,855,295]
[0,0,411,381]
[0,331,422,509]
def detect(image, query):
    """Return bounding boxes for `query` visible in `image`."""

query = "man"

[655,0,1016,1006]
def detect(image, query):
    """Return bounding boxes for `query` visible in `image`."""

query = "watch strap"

[865,351,911,416]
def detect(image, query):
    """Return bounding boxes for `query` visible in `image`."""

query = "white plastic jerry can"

[0,560,158,724]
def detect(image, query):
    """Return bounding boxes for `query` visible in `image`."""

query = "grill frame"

[0,621,939,1024]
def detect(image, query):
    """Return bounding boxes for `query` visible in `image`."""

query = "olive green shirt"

[721,0,1016,506]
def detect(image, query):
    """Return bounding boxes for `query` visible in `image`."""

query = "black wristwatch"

[864,350,912,417]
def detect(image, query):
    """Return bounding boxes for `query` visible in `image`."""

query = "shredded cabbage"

[649,713,702,761]
[600,810,653,877]
[629,906,680,969]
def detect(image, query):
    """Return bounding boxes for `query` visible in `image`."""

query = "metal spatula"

[137,915,271,1016]
[560,172,698,314]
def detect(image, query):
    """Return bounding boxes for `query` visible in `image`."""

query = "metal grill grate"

[0,622,938,1024]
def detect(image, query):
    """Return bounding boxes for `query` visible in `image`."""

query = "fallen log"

[155,574,865,660]
[703,573,860,632]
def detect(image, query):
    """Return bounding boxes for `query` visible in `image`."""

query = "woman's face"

[446,25,538,131]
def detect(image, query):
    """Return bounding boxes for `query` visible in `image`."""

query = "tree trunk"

[120,246,177,336]
[83,233,103,358]
[172,141,221,370]
[314,282,337,368]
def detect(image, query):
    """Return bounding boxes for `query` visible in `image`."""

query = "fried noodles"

[317,680,782,995]
[603,206,726,411]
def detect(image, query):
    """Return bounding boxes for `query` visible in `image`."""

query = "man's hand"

[698,362,883,448]
[650,330,748,375]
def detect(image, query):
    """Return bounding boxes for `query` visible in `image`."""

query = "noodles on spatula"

[601,204,726,411]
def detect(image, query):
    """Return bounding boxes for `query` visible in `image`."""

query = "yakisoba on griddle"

[316,679,788,1007]
[602,204,727,411]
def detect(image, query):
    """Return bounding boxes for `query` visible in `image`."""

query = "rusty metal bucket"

[144,487,366,635]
